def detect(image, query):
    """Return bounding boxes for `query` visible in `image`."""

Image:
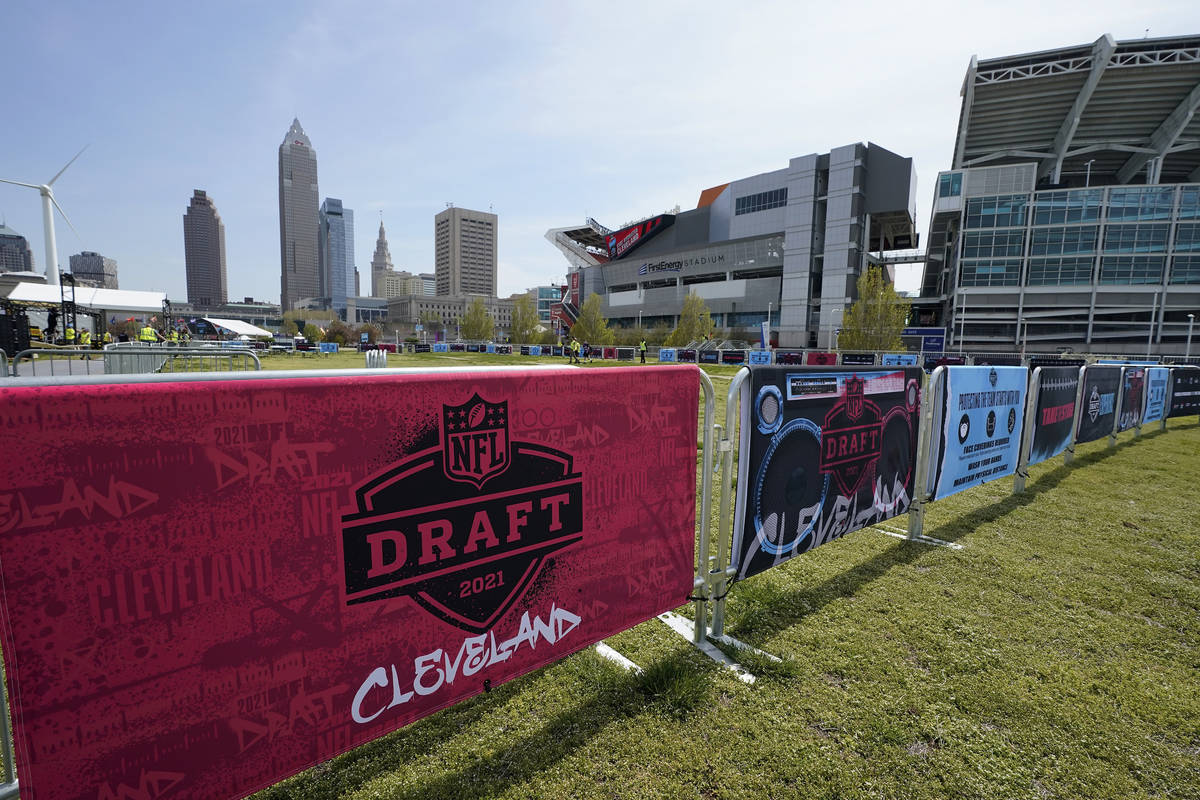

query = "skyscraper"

[319,198,355,314]
[367,219,396,297]
[435,206,497,296]
[183,189,227,306]
[278,118,320,310]
[0,223,33,273]
[69,251,119,290]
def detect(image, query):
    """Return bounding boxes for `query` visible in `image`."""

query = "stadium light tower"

[0,146,87,286]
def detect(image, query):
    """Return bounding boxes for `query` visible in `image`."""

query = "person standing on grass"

[639,337,647,364]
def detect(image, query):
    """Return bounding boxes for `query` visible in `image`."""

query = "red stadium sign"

[604,215,675,260]
[0,367,699,799]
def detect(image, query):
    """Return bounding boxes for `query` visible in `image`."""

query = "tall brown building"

[435,206,497,296]
[183,190,227,307]
[278,118,320,310]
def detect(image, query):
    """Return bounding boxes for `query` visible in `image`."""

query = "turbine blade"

[0,177,42,189]
[50,195,81,239]
[47,144,89,187]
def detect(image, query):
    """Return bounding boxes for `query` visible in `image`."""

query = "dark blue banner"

[1029,366,1079,466]
[1075,366,1120,443]
[732,367,923,579]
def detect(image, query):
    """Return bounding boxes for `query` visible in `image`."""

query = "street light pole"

[1085,159,1096,188]
[1019,317,1027,357]
[1146,290,1159,358]
[767,301,772,348]
[1187,313,1195,360]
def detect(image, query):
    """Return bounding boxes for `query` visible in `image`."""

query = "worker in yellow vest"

[65,326,75,346]
[139,324,158,343]
[169,329,179,343]
[79,329,92,359]
[102,331,113,345]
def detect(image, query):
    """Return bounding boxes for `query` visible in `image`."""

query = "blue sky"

[3,0,1196,302]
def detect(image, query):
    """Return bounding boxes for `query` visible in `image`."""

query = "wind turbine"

[0,146,87,286]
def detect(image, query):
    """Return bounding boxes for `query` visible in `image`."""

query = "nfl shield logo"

[845,375,865,421]
[442,393,510,487]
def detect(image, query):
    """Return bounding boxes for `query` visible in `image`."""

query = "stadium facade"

[548,143,917,348]
[920,33,1200,353]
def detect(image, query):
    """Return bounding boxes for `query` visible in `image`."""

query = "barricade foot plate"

[656,612,755,684]
[593,642,642,673]
[874,527,964,550]
[708,633,782,663]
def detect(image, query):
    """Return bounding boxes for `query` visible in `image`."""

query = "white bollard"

[365,349,387,368]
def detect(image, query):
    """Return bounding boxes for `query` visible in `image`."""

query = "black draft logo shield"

[339,394,584,632]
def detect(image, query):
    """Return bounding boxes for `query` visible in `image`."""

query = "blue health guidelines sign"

[658,348,677,362]
[1142,367,1170,424]
[432,343,449,353]
[747,350,772,365]
[882,353,918,366]
[929,366,1028,501]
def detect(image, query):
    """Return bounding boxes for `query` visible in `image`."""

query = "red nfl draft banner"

[0,367,700,800]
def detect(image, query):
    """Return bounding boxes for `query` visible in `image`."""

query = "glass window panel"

[960,259,1021,287]
[1107,187,1176,221]
[1027,256,1094,285]
[1099,255,1165,284]
[1173,223,1200,252]
[1171,255,1200,284]
[1179,187,1200,220]
[1103,224,1170,253]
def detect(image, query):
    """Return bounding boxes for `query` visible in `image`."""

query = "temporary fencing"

[0,365,705,800]
[0,358,1195,799]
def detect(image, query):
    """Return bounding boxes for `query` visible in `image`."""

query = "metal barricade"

[104,347,261,375]
[9,348,107,377]
[0,350,7,379]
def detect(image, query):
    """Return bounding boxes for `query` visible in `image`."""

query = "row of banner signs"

[729,363,1198,582]
[0,363,1194,799]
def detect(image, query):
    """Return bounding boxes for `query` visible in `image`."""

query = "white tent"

[5,281,166,314]
[203,317,273,338]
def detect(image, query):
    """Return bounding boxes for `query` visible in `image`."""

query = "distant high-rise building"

[367,217,415,298]
[319,198,355,314]
[69,251,118,289]
[419,272,435,296]
[183,189,227,307]
[435,207,497,296]
[278,118,320,311]
[0,223,34,273]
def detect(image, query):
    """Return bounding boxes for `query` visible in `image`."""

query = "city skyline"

[1,2,1196,306]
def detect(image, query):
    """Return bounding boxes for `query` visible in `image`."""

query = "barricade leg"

[891,368,961,549]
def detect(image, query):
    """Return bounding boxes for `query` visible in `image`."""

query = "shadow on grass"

[720,432,1157,642]
[254,651,715,800]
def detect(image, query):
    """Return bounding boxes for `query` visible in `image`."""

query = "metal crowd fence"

[102,346,261,375]
[0,361,1194,798]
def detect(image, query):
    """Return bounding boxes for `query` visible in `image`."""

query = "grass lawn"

[241,357,1200,800]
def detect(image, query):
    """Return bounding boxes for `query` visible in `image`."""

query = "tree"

[838,266,910,351]
[569,293,614,345]
[420,311,445,339]
[302,322,322,342]
[357,322,382,344]
[665,292,715,346]
[280,319,299,336]
[460,297,495,341]
[510,294,540,344]
[323,319,354,345]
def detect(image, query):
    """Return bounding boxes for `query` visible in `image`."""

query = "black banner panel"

[1074,366,1121,444]
[1117,367,1145,432]
[1168,369,1200,417]
[732,367,923,580]
[1029,367,1080,466]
